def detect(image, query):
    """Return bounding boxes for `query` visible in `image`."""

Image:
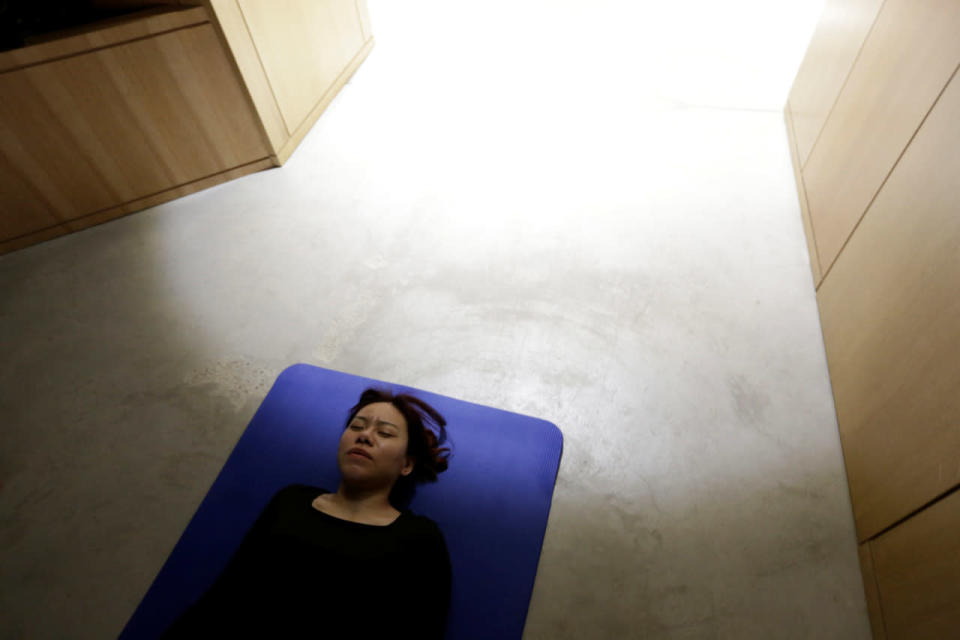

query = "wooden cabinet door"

[858,543,887,640]
[237,0,365,135]
[355,0,373,43]
[787,0,884,169]
[802,0,960,273]
[816,64,960,541]
[869,491,960,639]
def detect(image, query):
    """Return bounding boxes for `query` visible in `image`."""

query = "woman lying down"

[160,388,453,639]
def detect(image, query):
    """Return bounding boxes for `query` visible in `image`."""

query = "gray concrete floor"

[1,1,872,638]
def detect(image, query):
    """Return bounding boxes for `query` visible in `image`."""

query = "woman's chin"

[338,468,377,485]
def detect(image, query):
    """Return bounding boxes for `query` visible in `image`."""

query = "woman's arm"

[158,489,284,639]
[418,521,453,640]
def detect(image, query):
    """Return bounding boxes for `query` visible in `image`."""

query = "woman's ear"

[400,455,415,477]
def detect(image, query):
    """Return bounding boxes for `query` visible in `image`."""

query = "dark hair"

[344,387,451,506]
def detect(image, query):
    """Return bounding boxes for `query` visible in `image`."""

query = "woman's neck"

[331,484,396,515]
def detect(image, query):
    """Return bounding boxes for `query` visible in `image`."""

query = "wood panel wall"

[802,0,960,274]
[869,489,960,638]
[817,64,960,542]
[787,0,885,169]
[785,0,960,637]
[857,543,887,640]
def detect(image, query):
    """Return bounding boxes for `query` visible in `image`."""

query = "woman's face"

[338,402,414,489]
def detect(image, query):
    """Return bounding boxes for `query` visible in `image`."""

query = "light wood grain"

[0,6,208,73]
[0,158,273,256]
[816,64,960,541]
[0,224,71,256]
[870,491,960,639]
[355,0,373,43]
[803,0,960,274]
[237,0,365,135]
[788,0,884,169]
[64,157,274,233]
[205,0,289,154]
[783,102,823,287]
[858,543,888,640]
[275,36,373,165]
[0,139,65,238]
[0,22,270,244]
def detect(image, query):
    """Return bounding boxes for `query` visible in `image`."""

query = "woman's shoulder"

[398,510,446,541]
[271,483,330,503]
[398,512,450,568]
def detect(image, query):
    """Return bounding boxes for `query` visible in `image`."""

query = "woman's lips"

[348,449,372,460]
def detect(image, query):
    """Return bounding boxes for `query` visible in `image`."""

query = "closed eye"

[350,425,395,438]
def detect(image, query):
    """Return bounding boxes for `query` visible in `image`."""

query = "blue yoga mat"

[120,363,563,639]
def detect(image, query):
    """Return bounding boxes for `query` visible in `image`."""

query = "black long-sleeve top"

[159,484,452,639]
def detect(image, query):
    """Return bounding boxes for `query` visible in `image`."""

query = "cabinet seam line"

[819,60,960,282]
[0,20,209,75]
[0,156,272,244]
[801,0,888,173]
[236,0,292,137]
[866,542,890,639]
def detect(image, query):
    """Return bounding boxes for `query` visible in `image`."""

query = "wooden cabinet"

[238,0,363,132]
[356,0,373,43]
[0,7,272,254]
[785,0,960,637]
[207,0,375,164]
[0,1,375,254]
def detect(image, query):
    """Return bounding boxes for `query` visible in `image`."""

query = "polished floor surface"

[0,1,871,637]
